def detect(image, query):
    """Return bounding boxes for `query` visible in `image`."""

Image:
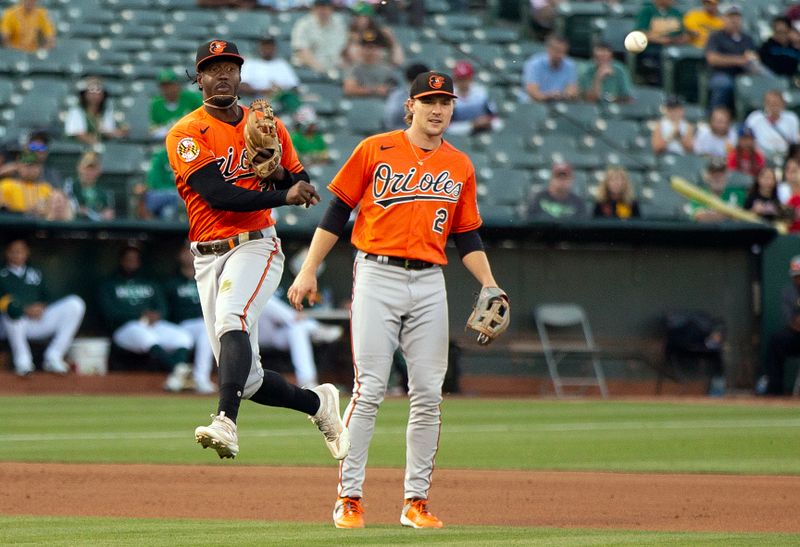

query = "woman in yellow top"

[683,0,724,49]
[0,0,55,53]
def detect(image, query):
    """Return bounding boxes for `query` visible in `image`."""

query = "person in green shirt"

[634,0,690,85]
[139,147,182,220]
[687,157,747,222]
[149,69,203,140]
[98,244,193,390]
[0,239,85,376]
[579,42,633,104]
[289,105,329,165]
[67,151,115,221]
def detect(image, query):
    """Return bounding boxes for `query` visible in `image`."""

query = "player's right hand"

[286,181,320,208]
[287,270,318,311]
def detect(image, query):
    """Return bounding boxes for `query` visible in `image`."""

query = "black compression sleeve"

[318,196,353,236]
[187,163,289,212]
[452,229,484,258]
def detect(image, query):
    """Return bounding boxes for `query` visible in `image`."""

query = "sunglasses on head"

[28,142,48,152]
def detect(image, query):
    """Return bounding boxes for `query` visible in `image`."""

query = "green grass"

[2,516,799,546]
[1,396,799,474]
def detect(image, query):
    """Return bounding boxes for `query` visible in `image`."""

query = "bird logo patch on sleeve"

[177,138,200,162]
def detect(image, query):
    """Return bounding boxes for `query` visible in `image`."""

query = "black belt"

[196,230,265,255]
[364,254,436,270]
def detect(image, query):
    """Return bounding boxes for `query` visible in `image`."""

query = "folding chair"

[534,303,609,398]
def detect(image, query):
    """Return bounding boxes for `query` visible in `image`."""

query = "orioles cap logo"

[209,40,227,54]
[428,74,445,89]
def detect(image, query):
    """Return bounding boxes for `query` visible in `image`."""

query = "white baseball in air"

[624,31,648,53]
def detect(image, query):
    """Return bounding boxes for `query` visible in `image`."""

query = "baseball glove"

[244,98,283,180]
[466,287,510,345]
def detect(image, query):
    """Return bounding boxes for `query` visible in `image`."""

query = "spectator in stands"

[342,30,400,97]
[683,0,723,49]
[448,60,500,136]
[342,2,404,68]
[149,69,203,140]
[757,255,800,395]
[783,159,800,230]
[705,5,763,114]
[689,157,745,222]
[0,239,85,376]
[528,0,562,41]
[163,245,215,394]
[527,161,587,220]
[290,0,349,74]
[139,148,181,221]
[579,41,633,104]
[66,151,115,221]
[25,131,62,189]
[778,156,800,203]
[592,166,640,219]
[98,244,193,391]
[744,166,784,222]
[727,126,765,176]
[290,105,329,165]
[0,0,55,52]
[651,95,695,156]
[744,90,800,159]
[0,151,52,217]
[693,106,737,160]
[64,77,128,147]
[634,0,689,85]
[759,17,800,79]
[383,62,429,130]
[521,34,578,103]
[257,292,343,388]
[239,36,301,115]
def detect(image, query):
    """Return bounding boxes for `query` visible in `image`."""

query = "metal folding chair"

[534,303,609,398]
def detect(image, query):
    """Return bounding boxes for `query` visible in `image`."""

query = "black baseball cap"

[409,71,458,99]
[195,40,244,72]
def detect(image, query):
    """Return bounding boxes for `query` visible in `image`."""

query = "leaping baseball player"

[165,38,349,461]
[288,71,510,529]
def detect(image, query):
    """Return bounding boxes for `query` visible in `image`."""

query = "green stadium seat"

[171,9,222,28]
[62,22,107,39]
[118,95,155,143]
[121,8,164,26]
[473,26,520,45]
[424,0,451,14]
[98,37,148,52]
[0,80,15,107]
[342,98,386,135]
[97,142,148,176]
[604,86,666,121]
[735,74,790,121]
[551,101,601,131]
[639,180,689,219]
[659,153,709,181]
[476,203,523,227]
[591,16,635,58]
[407,43,456,70]
[554,1,608,58]
[482,167,533,205]
[432,13,484,31]
[661,46,707,105]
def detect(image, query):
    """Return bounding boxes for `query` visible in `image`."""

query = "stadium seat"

[639,180,689,219]
[501,102,549,133]
[424,0,451,14]
[661,46,707,105]
[659,153,709,181]
[554,2,608,58]
[118,95,155,143]
[475,203,523,227]
[551,101,601,131]
[432,13,484,31]
[407,43,456,71]
[591,16,635,59]
[96,142,148,175]
[342,98,386,135]
[604,86,666,121]
[98,37,148,52]
[62,22,107,39]
[473,26,519,45]
[735,74,789,121]
[482,167,534,205]
[0,80,15,107]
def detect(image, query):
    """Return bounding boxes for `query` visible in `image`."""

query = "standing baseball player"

[165,39,349,461]
[288,71,509,528]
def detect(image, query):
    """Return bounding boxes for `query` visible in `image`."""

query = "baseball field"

[2,392,800,545]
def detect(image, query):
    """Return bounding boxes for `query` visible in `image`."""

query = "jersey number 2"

[432,208,448,234]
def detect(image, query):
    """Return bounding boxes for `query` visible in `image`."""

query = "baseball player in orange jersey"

[166,39,349,461]
[288,71,505,528]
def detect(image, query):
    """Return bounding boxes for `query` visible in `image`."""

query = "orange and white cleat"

[333,496,365,529]
[400,498,443,529]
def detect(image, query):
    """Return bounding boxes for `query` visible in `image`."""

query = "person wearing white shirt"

[693,106,737,159]
[290,0,349,73]
[240,36,300,99]
[745,89,800,157]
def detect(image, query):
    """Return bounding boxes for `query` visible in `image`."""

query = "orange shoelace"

[343,498,364,515]
[410,499,432,515]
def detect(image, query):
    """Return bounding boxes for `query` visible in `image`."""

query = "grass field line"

[3,417,799,443]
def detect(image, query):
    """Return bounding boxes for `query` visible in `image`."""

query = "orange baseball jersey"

[166,105,304,242]
[328,129,481,265]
